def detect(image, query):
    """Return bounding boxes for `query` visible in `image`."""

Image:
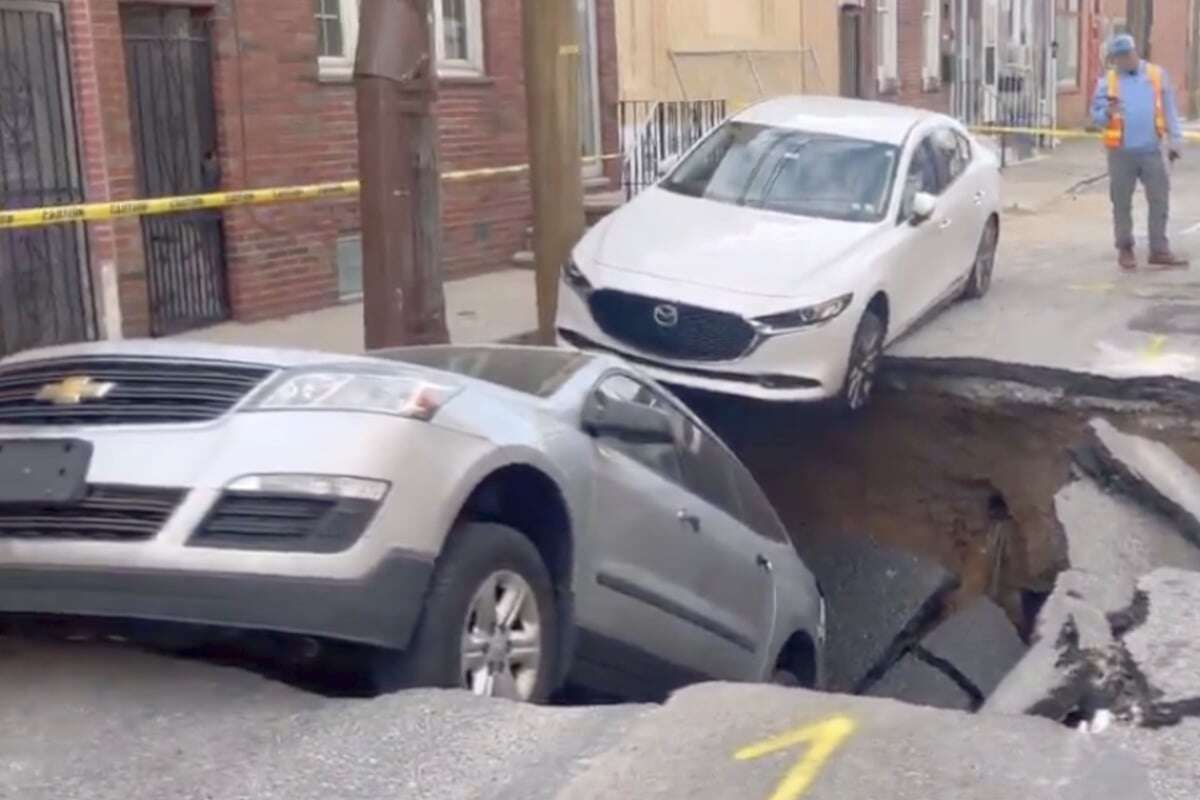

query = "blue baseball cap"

[1108,34,1137,56]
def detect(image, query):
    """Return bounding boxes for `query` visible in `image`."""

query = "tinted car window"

[379,346,589,398]
[931,127,967,185]
[730,461,789,543]
[899,137,941,219]
[677,422,744,523]
[591,374,684,482]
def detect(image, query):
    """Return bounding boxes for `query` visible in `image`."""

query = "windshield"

[660,122,900,223]
[375,346,590,398]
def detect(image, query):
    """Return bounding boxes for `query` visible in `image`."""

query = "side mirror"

[582,394,675,445]
[656,154,681,178]
[909,192,937,225]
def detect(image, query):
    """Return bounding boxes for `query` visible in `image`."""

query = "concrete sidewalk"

[997,139,1107,213]
[176,268,537,353]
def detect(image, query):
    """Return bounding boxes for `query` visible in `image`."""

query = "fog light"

[226,474,390,502]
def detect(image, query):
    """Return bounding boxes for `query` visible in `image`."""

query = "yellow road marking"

[735,715,857,800]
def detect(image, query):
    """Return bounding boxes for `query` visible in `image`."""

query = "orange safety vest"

[1104,63,1167,150]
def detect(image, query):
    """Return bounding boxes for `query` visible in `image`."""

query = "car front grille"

[0,485,186,542]
[0,357,273,426]
[192,493,379,554]
[587,289,758,362]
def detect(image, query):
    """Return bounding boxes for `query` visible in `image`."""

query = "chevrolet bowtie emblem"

[36,376,116,405]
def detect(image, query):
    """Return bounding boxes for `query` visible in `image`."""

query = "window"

[930,127,968,186]
[677,424,744,524]
[876,0,899,92]
[590,374,685,483]
[1055,0,1080,87]
[316,0,484,83]
[389,346,590,398]
[921,0,942,91]
[661,122,900,223]
[729,462,789,543]
[899,136,941,220]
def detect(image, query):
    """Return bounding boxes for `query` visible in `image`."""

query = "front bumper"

[0,551,433,649]
[0,410,492,649]
[556,282,858,402]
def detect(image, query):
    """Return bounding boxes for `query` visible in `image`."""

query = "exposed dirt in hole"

[681,386,1200,628]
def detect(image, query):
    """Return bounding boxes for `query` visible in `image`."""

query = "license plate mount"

[0,439,93,504]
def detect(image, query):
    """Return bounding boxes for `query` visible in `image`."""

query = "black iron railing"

[618,99,727,200]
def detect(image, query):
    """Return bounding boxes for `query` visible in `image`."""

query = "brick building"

[0,0,617,349]
[837,0,954,112]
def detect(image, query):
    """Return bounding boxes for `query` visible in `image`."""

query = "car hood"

[592,188,877,299]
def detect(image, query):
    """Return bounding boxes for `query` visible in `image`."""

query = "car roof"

[732,95,940,145]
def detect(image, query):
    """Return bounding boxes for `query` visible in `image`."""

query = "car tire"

[361,521,561,702]
[841,309,886,413]
[962,218,998,300]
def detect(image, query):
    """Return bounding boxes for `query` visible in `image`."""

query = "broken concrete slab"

[865,653,974,711]
[1080,418,1200,549]
[1055,478,1200,581]
[917,597,1027,699]
[1125,568,1200,710]
[983,569,1135,719]
[796,532,959,693]
[557,683,1154,800]
[1109,718,1200,800]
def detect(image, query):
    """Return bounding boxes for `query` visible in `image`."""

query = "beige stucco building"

[614,0,842,109]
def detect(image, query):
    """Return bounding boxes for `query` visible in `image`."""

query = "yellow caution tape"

[0,154,624,230]
[11,123,1200,231]
[970,124,1200,143]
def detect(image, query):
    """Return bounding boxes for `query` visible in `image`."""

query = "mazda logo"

[653,303,680,328]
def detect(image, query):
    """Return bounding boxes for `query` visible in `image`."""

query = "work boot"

[1148,251,1190,269]
[1118,247,1137,271]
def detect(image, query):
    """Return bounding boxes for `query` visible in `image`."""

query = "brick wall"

[64,0,618,335]
[860,0,952,113]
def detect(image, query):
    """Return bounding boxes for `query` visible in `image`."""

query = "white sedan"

[557,96,1000,410]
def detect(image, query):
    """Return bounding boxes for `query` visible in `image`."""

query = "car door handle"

[938,218,952,229]
[973,191,985,205]
[677,509,701,533]
[756,554,773,573]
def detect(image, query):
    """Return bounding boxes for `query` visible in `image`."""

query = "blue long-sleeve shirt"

[1090,61,1183,152]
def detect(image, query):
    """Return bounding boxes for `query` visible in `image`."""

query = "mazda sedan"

[0,341,823,701]
[557,95,1001,410]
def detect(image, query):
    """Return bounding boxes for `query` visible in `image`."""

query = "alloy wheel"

[460,570,542,700]
[845,316,884,412]
[970,221,998,297]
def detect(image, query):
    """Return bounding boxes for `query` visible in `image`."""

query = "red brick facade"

[1059,0,1194,129]
[63,0,618,336]
[853,0,953,112]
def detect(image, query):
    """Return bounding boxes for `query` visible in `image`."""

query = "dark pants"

[1108,148,1171,253]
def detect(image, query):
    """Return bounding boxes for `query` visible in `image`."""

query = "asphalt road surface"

[0,640,1157,800]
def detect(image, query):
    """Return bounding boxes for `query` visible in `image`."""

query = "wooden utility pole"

[522,0,586,343]
[355,0,449,349]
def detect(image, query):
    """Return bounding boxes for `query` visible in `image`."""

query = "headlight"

[227,474,390,501]
[246,371,460,420]
[754,294,853,333]
[562,258,593,295]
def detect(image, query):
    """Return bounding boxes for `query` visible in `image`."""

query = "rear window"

[374,346,590,398]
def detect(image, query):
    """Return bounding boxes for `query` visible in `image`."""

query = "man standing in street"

[1090,34,1188,271]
